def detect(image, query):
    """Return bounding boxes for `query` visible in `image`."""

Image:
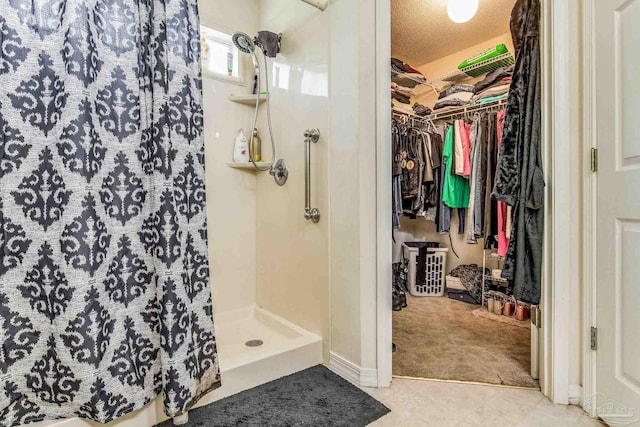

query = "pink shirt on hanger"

[454,120,472,178]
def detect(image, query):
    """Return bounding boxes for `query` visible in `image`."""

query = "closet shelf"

[428,52,515,85]
[228,94,268,105]
[226,162,272,170]
[430,98,508,121]
[391,52,516,90]
[391,70,432,88]
[393,97,508,124]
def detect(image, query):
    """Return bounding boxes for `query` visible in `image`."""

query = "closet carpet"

[155,366,389,427]
[393,295,539,388]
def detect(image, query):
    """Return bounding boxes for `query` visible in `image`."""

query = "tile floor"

[364,378,606,427]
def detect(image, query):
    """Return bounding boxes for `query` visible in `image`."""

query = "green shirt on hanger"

[442,125,470,209]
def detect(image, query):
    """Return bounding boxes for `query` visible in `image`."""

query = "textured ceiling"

[392,0,515,66]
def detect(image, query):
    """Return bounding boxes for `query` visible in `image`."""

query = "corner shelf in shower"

[226,162,272,170]
[228,94,268,105]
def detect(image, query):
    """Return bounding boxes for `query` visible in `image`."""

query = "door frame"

[375,0,584,405]
[581,0,597,416]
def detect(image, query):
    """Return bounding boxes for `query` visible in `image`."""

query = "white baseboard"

[568,385,583,406]
[329,352,378,387]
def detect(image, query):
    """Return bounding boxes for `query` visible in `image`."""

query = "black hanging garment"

[492,0,544,304]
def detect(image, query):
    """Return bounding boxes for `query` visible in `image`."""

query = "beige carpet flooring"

[393,295,539,388]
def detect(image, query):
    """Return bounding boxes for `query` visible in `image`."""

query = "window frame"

[200,25,246,86]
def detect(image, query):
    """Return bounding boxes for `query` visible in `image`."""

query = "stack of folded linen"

[412,103,432,117]
[473,84,511,104]
[391,57,432,116]
[471,67,513,104]
[392,99,415,116]
[391,58,426,89]
[433,84,475,110]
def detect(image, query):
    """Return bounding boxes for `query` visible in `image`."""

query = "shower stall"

[199,0,330,412]
[182,0,332,416]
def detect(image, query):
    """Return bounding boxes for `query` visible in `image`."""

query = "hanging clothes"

[460,121,472,178]
[493,0,544,304]
[483,114,499,249]
[0,1,220,425]
[392,124,404,229]
[452,120,472,179]
[442,125,470,209]
[496,110,510,257]
[466,114,485,244]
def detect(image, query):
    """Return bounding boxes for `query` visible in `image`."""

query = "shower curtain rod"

[299,0,327,11]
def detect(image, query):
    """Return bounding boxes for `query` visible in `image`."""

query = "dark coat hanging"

[492,0,545,304]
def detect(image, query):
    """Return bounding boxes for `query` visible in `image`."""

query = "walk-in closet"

[390,0,543,388]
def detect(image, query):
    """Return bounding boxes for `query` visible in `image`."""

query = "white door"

[594,0,640,425]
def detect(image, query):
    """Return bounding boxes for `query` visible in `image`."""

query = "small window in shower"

[200,26,242,84]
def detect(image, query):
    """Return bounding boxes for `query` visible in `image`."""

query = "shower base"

[33,306,322,427]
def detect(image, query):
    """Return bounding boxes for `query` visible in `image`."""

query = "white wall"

[328,0,379,372]
[255,0,330,358]
[199,0,260,313]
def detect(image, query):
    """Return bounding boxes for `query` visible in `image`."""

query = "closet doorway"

[388,0,540,389]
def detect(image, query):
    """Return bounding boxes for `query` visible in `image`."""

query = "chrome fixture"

[232,32,255,54]
[272,159,289,187]
[231,31,288,186]
[304,129,321,223]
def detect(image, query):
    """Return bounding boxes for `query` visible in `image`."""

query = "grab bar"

[304,129,321,223]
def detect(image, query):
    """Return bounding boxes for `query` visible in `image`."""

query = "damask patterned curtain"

[0,0,220,425]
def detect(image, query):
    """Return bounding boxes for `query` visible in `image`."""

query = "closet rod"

[392,112,437,132]
[392,98,508,126]
[299,0,327,11]
[428,98,508,122]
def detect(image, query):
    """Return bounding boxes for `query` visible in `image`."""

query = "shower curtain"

[0,0,220,425]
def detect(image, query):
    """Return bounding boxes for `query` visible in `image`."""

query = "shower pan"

[36,308,321,427]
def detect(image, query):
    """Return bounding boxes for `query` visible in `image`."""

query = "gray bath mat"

[155,365,390,426]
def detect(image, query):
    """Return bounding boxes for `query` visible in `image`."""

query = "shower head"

[232,32,256,54]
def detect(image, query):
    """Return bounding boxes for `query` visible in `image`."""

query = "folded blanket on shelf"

[438,84,475,100]
[433,91,474,110]
[391,57,425,77]
[403,72,425,81]
[476,94,508,104]
[392,90,411,104]
[392,75,422,89]
[391,82,413,98]
[472,83,511,101]
[412,103,432,116]
[473,66,514,94]
[391,57,406,74]
[392,99,415,116]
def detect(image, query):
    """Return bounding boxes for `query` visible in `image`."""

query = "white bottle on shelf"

[232,129,249,163]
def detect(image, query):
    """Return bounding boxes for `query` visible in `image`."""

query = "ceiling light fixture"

[447,0,479,24]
